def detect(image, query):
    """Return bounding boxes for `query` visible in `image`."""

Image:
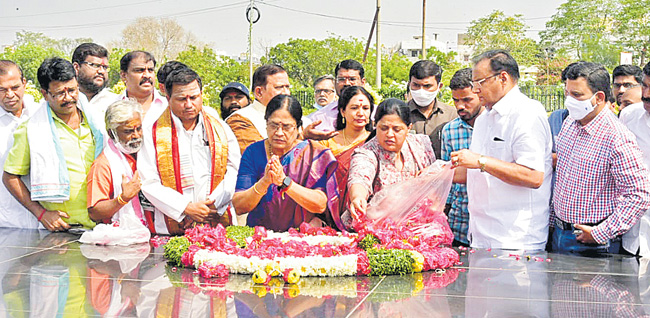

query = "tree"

[540,0,621,68]
[262,36,366,88]
[176,46,249,108]
[615,0,650,65]
[0,43,65,87]
[114,17,204,61]
[465,10,539,66]
[13,31,92,56]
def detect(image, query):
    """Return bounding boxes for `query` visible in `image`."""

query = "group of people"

[1,41,650,257]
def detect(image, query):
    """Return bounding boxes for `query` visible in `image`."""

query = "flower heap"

[163,217,459,280]
[165,264,459,300]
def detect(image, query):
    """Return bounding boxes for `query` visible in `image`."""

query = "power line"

[0,1,250,31]
[259,2,550,29]
[0,0,160,19]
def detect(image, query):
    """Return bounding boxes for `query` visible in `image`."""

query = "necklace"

[342,129,368,146]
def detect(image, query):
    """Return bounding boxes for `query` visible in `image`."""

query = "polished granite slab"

[0,227,648,317]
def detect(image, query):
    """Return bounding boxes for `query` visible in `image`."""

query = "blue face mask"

[564,94,596,120]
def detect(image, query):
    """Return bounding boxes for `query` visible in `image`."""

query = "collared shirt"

[554,107,650,244]
[467,86,553,250]
[4,105,96,228]
[408,99,458,159]
[440,117,473,245]
[81,88,118,123]
[138,108,241,235]
[307,99,338,132]
[619,103,650,255]
[0,95,42,229]
[119,90,168,129]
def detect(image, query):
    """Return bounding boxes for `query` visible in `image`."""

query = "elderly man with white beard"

[86,99,149,227]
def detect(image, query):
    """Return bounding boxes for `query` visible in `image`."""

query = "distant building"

[456,33,473,64]
[395,34,447,62]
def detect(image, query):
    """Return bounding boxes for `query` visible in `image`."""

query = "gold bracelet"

[252,183,266,195]
[116,194,128,205]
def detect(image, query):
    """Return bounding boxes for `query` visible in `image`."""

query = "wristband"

[37,208,46,221]
[117,194,128,205]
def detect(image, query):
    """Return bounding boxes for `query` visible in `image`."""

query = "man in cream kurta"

[138,68,240,235]
[0,60,43,229]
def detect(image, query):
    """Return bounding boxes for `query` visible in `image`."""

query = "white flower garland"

[193,249,358,277]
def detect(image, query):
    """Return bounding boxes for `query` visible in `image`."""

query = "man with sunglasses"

[72,43,117,122]
[3,57,103,231]
[450,50,553,250]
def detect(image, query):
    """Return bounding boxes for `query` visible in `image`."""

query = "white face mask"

[111,130,142,154]
[564,94,596,120]
[411,88,439,107]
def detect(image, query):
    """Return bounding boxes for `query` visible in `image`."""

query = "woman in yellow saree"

[318,86,374,229]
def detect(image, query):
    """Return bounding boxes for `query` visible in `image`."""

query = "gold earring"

[342,117,346,124]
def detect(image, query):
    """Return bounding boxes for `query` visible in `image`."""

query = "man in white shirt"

[138,68,240,235]
[0,60,42,228]
[72,43,118,124]
[225,64,290,154]
[450,50,553,250]
[118,51,167,128]
[621,62,650,256]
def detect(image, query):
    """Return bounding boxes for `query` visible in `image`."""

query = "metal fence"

[292,85,566,113]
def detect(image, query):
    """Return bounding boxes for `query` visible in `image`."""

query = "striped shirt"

[441,117,473,245]
[553,108,650,244]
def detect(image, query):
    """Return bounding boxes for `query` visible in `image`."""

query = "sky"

[0,0,567,57]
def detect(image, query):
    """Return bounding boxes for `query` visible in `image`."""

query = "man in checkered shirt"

[441,68,484,247]
[552,61,650,255]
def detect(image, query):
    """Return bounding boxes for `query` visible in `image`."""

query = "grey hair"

[313,74,335,88]
[105,99,143,131]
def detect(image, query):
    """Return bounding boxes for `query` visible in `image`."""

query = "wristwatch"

[278,176,292,191]
[278,176,292,199]
[478,156,488,172]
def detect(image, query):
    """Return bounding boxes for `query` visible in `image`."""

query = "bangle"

[37,208,46,221]
[252,182,266,195]
[116,194,128,205]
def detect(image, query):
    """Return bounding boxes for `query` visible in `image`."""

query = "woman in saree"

[318,86,374,224]
[232,94,341,231]
[347,98,436,220]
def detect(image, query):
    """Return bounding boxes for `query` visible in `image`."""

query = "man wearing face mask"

[552,61,650,255]
[407,60,457,159]
[86,100,148,226]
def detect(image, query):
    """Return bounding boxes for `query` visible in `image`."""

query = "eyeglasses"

[82,61,110,71]
[47,86,78,99]
[470,73,499,89]
[267,122,296,133]
[613,82,641,89]
[336,76,360,83]
[315,89,335,95]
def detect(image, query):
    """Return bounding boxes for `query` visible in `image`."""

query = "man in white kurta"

[0,60,43,229]
[138,68,240,235]
[450,50,553,250]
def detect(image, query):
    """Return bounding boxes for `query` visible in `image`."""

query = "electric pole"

[422,0,426,59]
[376,0,381,89]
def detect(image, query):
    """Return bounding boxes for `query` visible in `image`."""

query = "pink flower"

[197,262,229,279]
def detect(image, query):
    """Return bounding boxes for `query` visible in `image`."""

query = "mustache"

[126,138,142,147]
[139,78,153,85]
[61,100,77,108]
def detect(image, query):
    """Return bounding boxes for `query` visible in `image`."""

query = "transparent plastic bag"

[365,160,454,242]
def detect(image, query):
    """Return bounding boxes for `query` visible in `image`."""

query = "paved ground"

[0,227,647,317]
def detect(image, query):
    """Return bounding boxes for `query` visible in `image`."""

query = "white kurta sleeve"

[207,119,241,214]
[138,125,190,222]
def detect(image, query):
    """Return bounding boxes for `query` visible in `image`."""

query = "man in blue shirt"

[440,68,484,246]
